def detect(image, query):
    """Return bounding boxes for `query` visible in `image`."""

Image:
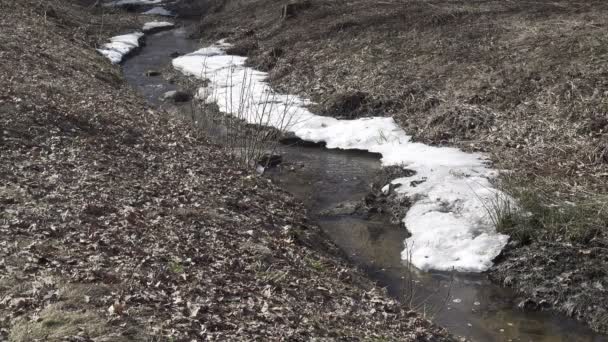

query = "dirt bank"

[0,0,452,340]
[183,0,608,333]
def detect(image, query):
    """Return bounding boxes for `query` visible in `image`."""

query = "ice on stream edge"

[142,21,175,32]
[97,21,174,63]
[172,42,511,272]
[104,0,163,7]
[142,6,174,16]
[97,32,143,64]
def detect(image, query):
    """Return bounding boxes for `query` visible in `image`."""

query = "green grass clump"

[491,177,607,244]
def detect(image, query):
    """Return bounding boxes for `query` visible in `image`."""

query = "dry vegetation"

[0,0,453,340]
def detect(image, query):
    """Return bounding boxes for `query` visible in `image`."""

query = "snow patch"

[97,32,144,64]
[104,0,162,7]
[172,43,510,272]
[142,21,175,32]
[142,6,174,16]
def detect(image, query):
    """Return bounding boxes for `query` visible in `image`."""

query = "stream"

[121,25,607,342]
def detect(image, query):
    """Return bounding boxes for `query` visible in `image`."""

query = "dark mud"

[490,240,608,334]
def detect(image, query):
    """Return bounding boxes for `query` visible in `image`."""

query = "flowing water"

[121,26,607,342]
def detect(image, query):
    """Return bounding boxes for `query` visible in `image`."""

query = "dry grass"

[10,307,105,341]
[1,275,118,341]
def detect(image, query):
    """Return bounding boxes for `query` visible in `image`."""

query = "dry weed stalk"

[400,241,454,319]
[192,59,300,168]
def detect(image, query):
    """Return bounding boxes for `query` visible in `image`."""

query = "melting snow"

[97,32,143,64]
[142,6,174,16]
[104,0,163,6]
[142,21,175,32]
[172,42,510,272]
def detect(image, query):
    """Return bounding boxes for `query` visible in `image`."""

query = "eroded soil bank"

[0,1,452,340]
[175,0,608,334]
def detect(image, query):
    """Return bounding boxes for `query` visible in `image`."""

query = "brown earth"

[0,0,453,340]
[490,240,608,335]
[182,0,608,334]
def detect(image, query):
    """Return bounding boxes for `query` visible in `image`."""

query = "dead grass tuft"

[4,279,118,342]
[424,103,496,142]
[10,305,106,342]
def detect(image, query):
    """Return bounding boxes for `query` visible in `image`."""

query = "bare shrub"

[191,62,301,169]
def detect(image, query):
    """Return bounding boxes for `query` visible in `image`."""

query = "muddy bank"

[490,240,608,334]
[0,1,453,340]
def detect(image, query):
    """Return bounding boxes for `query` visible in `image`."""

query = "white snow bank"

[104,0,162,7]
[97,32,144,64]
[172,43,510,272]
[142,6,174,16]
[142,21,175,32]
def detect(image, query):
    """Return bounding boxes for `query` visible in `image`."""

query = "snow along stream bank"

[97,21,174,64]
[142,21,175,33]
[172,41,511,273]
[103,0,163,7]
[142,6,174,16]
[97,32,144,64]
